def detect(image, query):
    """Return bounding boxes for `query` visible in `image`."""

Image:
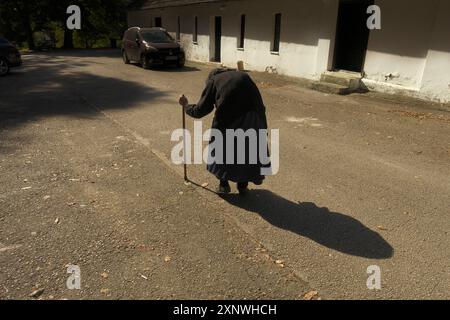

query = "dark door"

[155,17,162,28]
[214,16,222,62]
[333,0,373,72]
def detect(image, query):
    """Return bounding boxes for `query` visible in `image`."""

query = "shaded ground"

[1,50,450,299]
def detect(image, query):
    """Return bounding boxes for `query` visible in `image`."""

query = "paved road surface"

[1,50,449,299]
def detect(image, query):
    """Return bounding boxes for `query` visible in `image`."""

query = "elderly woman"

[179,68,270,195]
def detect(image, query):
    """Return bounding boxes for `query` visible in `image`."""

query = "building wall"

[413,0,450,103]
[128,0,450,103]
[128,0,338,79]
[219,0,337,79]
[361,0,450,103]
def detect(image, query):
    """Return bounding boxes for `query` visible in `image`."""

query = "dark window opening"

[272,13,282,53]
[214,16,222,62]
[177,16,181,41]
[238,14,246,49]
[155,17,162,28]
[193,16,198,43]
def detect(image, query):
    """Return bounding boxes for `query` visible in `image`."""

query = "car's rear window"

[140,30,174,43]
[126,30,137,41]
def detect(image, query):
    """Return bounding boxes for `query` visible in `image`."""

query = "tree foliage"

[0,0,141,49]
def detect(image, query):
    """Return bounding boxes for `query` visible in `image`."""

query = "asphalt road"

[1,50,449,299]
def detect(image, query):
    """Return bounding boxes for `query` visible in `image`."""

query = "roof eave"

[138,0,225,10]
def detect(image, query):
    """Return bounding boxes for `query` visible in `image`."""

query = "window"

[128,29,138,41]
[272,13,282,53]
[193,16,198,43]
[238,14,246,49]
[176,16,181,41]
[155,17,162,28]
[140,30,174,43]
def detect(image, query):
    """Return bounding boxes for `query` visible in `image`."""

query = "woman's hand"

[179,95,189,108]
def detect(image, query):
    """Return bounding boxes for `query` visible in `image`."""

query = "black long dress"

[185,69,270,184]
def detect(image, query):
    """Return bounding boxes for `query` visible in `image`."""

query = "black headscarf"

[206,67,236,84]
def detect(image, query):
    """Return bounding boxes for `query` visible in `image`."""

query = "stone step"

[309,82,352,95]
[320,71,362,89]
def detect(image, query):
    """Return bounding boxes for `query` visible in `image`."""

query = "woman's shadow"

[221,190,393,259]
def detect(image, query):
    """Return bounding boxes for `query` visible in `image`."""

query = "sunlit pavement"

[1,50,449,299]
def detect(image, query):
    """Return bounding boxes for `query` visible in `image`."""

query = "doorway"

[154,17,162,28]
[213,16,222,62]
[333,0,373,73]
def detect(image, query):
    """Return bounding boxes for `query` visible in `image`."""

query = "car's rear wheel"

[122,51,130,64]
[141,55,150,70]
[0,58,10,76]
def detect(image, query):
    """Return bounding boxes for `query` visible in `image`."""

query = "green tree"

[0,0,141,49]
[0,0,39,49]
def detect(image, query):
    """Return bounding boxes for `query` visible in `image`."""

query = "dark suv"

[0,38,22,76]
[122,27,185,69]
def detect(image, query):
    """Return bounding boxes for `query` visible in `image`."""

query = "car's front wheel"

[0,58,10,76]
[122,51,130,64]
[177,60,185,68]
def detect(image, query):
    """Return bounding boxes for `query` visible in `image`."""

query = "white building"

[128,0,450,103]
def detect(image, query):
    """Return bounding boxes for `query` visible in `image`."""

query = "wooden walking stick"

[181,95,188,182]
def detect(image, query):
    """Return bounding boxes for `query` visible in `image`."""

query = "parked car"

[0,38,22,76]
[121,27,185,69]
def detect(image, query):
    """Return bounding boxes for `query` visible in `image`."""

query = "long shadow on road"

[222,190,394,259]
[0,52,172,152]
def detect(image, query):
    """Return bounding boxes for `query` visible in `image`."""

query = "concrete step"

[320,71,362,90]
[309,82,352,95]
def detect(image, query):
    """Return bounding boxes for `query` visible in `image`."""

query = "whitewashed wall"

[219,0,338,79]
[362,0,450,103]
[128,0,450,103]
[128,0,338,79]
[419,0,450,103]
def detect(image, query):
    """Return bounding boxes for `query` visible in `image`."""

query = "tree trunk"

[21,14,35,50]
[25,30,35,50]
[63,29,74,49]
